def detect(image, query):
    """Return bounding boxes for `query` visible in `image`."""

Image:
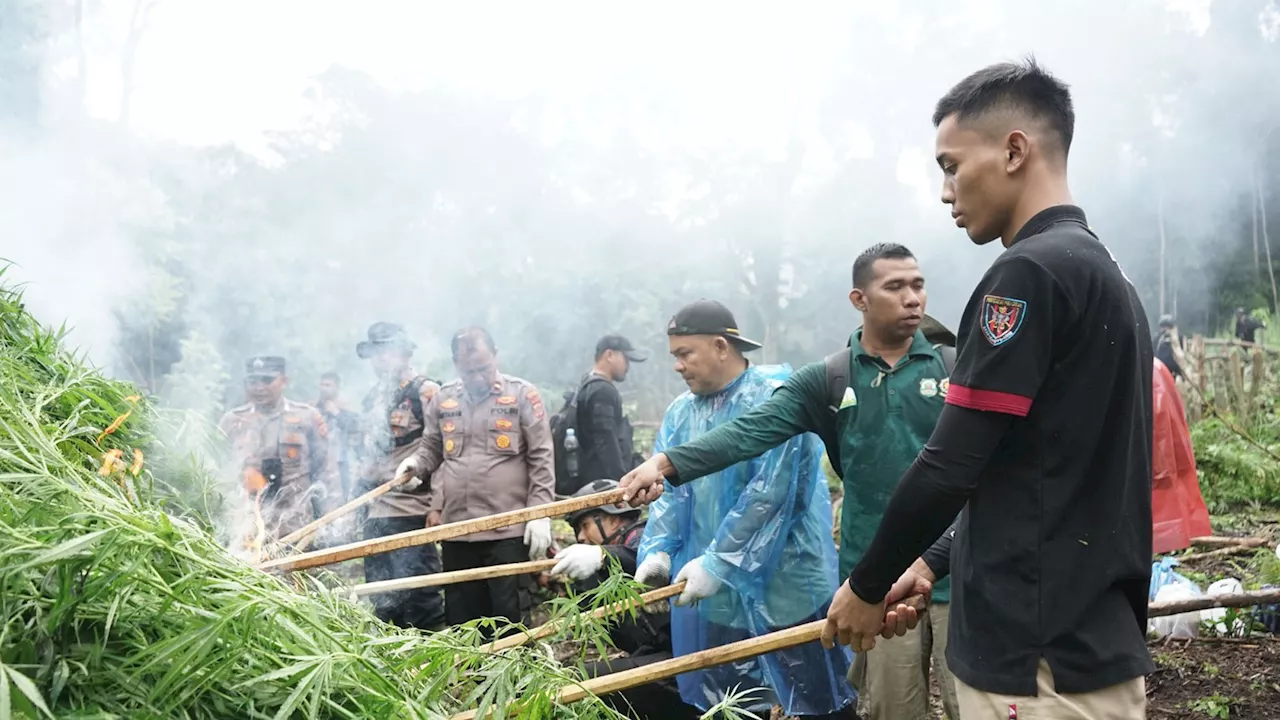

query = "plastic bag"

[1150,582,1203,639]
[1203,578,1247,636]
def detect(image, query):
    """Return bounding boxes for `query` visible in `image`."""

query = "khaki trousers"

[850,603,960,720]
[955,659,1146,719]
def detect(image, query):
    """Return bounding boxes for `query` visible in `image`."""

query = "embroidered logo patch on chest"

[981,295,1027,346]
[919,378,938,397]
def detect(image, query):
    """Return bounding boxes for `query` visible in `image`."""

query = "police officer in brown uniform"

[219,356,339,543]
[397,327,555,632]
[355,322,447,631]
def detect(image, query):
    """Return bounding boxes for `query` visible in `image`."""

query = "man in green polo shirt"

[621,243,958,720]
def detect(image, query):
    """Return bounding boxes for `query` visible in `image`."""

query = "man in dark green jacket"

[621,243,958,720]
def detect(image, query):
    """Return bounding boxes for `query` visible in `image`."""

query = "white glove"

[635,551,671,586]
[550,543,605,580]
[524,517,553,561]
[395,456,421,482]
[674,556,723,606]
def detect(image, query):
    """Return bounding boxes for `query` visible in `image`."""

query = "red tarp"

[1152,359,1213,554]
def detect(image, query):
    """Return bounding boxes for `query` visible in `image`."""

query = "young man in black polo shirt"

[821,59,1155,718]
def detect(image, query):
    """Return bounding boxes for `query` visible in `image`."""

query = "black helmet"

[565,479,639,529]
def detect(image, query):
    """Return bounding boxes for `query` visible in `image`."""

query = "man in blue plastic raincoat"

[635,299,857,719]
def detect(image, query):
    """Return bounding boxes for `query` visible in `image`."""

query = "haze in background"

[3,0,1278,428]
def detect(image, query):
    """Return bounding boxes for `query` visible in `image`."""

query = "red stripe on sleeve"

[946,384,1033,417]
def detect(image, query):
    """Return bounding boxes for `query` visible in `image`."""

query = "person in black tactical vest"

[552,335,647,495]
[355,322,446,631]
[549,479,699,720]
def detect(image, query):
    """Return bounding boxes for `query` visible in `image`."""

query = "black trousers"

[583,652,700,720]
[441,537,532,635]
[363,515,446,631]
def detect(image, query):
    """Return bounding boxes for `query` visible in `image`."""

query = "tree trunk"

[1260,167,1279,314]
[119,0,160,126]
[1158,187,1167,316]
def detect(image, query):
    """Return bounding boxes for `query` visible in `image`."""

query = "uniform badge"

[496,395,517,406]
[495,434,511,449]
[919,378,938,398]
[442,421,456,433]
[495,418,513,431]
[441,398,459,410]
[939,378,950,397]
[445,438,456,453]
[526,390,545,419]
[981,294,1027,346]
[839,386,857,409]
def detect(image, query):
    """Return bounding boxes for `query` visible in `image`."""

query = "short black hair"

[932,56,1074,157]
[451,326,497,360]
[852,243,915,289]
[320,371,340,384]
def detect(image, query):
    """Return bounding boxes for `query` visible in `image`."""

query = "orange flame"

[129,449,144,476]
[243,490,269,563]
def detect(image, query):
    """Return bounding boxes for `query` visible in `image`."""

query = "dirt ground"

[1148,636,1280,719]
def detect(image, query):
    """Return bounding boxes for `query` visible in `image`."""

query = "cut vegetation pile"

[0,280,633,719]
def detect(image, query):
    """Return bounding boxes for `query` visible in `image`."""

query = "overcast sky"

[75,0,1211,202]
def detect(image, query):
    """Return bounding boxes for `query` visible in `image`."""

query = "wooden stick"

[257,488,628,573]
[452,596,929,720]
[483,582,687,653]
[348,559,557,597]
[1190,536,1270,548]
[1178,545,1266,563]
[271,472,414,551]
[1202,337,1280,354]
[1148,588,1280,618]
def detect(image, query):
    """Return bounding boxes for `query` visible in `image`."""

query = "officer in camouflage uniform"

[219,356,339,544]
[355,322,446,631]
[622,244,960,720]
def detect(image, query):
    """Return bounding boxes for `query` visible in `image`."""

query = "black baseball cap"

[667,299,763,352]
[357,322,416,359]
[596,334,648,362]
[245,355,286,379]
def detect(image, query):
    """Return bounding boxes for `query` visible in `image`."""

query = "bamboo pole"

[1148,588,1280,618]
[1194,335,1206,418]
[452,619,829,720]
[453,596,930,720]
[452,588,1280,720]
[1189,536,1269,548]
[483,582,687,653]
[348,559,557,597]
[1202,338,1280,354]
[271,472,414,552]
[1177,545,1264,563]
[257,488,628,573]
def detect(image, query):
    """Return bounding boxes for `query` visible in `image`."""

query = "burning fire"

[243,490,269,563]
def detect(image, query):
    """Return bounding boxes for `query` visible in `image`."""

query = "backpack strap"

[392,376,430,447]
[821,347,853,479]
[561,374,611,436]
[934,343,957,376]
[824,347,852,415]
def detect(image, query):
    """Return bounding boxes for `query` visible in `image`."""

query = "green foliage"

[1191,417,1280,512]
[0,279,638,719]
[1189,693,1235,719]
